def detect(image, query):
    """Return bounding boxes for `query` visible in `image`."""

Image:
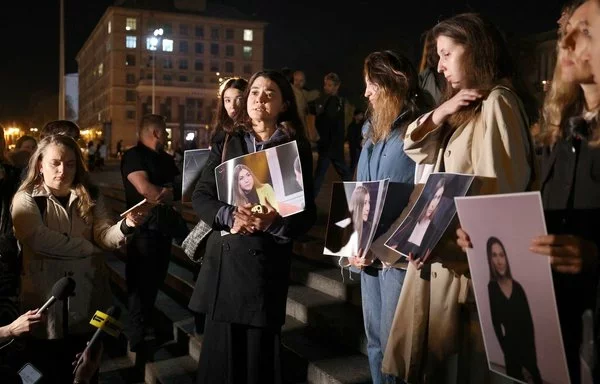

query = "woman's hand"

[530,235,598,274]
[230,204,258,235]
[231,202,279,235]
[6,309,44,337]
[348,248,373,269]
[73,341,104,384]
[456,227,473,252]
[250,201,278,231]
[432,89,483,125]
[408,249,432,270]
[125,211,148,227]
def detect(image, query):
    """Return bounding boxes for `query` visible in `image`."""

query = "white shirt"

[407,218,431,247]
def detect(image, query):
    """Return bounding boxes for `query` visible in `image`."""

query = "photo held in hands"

[214,141,306,217]
[323,179,389,258]
[455,192,570,384]
[384,172,474,261]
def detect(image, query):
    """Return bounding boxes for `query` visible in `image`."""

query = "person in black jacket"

[486,237,542,384]
[311,72,351,197]
[188,70,316,384]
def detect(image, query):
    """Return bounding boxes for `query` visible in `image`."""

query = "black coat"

[312,95,346,160]
[188,130,316,328]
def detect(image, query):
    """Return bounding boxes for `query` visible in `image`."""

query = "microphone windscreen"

[51,277,76,300]
[105,305,122,320]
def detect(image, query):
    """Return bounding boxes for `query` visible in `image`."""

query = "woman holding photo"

[231,163,278,211]
[459,2,600,382]
[382,13,537,383]
[189,70,316,384]
[487,237,542,384]
[339,50,427,384]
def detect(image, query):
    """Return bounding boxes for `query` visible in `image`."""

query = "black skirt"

[196,318,282,384]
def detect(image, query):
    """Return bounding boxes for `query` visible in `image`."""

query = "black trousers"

[125,231,172,347]
[25,333,98,384]
[313,154,351,197]
[196,318,282,384]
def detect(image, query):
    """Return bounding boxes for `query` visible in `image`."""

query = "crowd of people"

[2,1,600,383]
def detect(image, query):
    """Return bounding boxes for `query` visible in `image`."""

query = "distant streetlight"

[151,28,164,114]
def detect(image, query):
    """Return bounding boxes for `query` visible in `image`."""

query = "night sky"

[0,0,565,125]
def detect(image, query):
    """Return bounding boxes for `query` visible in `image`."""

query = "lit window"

[126,18,137,31]
[98,63,104,76]
[243,46,252,59]
[126,36,137,49]
[108,21,112,34]
[162,39,173,52]
[146,37,159,51]
[243,29,253,41]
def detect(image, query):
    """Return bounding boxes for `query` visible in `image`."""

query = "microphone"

[72,306,122,374]
[36,276,76,314]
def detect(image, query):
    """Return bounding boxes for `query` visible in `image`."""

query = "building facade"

[76,1,266,154]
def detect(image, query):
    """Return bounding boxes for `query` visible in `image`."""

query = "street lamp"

[150,28,164,114]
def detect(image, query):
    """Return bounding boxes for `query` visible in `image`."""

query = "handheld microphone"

[72,306,122,374]
[36,276,76,314]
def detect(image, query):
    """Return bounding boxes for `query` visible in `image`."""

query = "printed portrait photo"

[181,148,210,202]
[215,141,305,217]
[455,192,570,384]
[323,180,389,258]
[385,172,474,260]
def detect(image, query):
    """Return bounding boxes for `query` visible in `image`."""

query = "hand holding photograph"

[455,192,570,384]
[215,141,305,217]
[384,172,474,261]
[323,180,389,258]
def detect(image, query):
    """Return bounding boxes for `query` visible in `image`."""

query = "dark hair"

[16,135,37,150]
[235,70,305,139]
[40,120,81,140]
[419,29,447,94]
[324,72,341,86]
[486,236,513,281]
[139,114,166,135]
[416,177,446,223]
[433,13,538,127]
[281,67,294,83]
[363,50,428,142]
[212,77,248,139]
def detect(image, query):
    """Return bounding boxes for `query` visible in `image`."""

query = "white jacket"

[11,184,127,339]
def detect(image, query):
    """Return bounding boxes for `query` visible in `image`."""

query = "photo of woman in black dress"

[487,236,542,384]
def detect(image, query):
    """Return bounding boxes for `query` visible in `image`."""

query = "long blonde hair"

[19,135,97,223]
[232,164,263,206]
[363,51,425,143]
[541,0,599,147]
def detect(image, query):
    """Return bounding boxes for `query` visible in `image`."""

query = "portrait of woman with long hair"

[324,184,372,257]
[231,163,278,211]
[486,236,542,384]
[387,178,446,259]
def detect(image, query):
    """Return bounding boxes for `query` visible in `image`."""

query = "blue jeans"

[361,266,406,384]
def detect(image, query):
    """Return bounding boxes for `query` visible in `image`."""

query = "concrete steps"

[98,180,371,384]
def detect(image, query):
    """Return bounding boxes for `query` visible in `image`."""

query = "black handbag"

[181,134,229,264]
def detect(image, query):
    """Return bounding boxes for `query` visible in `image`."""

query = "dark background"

[0,0,565,124]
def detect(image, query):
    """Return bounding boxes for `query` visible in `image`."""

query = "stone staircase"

[96,181,372,384]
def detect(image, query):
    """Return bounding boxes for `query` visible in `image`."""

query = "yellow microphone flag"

[89,310,122,338]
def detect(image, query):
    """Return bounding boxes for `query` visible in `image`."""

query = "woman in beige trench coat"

[378,13,538,383]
